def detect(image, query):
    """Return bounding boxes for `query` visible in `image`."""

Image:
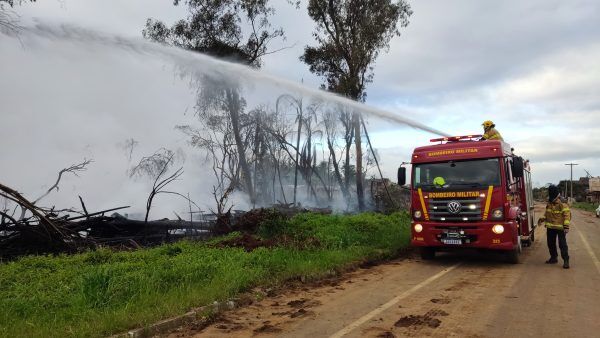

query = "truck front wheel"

[506,249,520,264]
[506,237,522,264]
[420,247,436,260]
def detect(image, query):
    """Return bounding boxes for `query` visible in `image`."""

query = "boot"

[545,257,558,264]
[563,259,570,269]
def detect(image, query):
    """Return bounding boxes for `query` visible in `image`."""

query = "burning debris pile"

[0,181,216,259]
[214,204,331,235]
[0,182,332,260]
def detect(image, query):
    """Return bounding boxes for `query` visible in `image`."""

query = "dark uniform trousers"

[547,228,569,260]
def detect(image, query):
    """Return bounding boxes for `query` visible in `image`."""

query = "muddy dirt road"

[169,206,600,338]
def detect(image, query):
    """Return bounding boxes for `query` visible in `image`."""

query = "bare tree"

[275,94,305,204]
[267,97,338,205]
[323,108,351,202]
[17,158,92,220]
[262,103,298,204]
[119,138,139,162]
[177,123,240,215]
[248,105,286,206]
[130,149,191,222]
[338,109,354,192]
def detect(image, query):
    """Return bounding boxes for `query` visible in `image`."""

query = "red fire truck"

[397,135,535,263]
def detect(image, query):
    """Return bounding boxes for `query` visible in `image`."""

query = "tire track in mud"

[328,264,460,338]
[356,261,525,338]
[166,257,459,338]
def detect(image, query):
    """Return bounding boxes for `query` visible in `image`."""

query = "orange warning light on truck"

[398,135,535,263]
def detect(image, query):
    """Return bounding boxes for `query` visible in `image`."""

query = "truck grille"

[428,198,482,222]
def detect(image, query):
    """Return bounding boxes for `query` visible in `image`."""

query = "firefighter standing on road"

[481,120,504,141]
[538,185,571,269]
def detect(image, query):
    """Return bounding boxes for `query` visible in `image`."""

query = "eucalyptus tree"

[301,0,412,210]
[144,0,291,208]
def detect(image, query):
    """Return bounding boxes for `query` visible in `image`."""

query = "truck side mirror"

[398,167,407,186]
[512,157,524,178]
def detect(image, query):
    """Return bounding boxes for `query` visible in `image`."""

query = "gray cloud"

[370,0,600,98]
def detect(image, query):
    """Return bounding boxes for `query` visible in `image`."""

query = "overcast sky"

[1,0,599,214]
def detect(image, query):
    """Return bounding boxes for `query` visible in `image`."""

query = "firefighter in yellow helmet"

[538,185,571,269]
[481,120,504,141]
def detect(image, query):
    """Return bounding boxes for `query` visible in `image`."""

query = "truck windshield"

[413,158,501,189]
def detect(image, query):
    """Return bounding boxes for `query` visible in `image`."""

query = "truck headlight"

[492,224,505,234]
[492,208,503,219]
[414,224,423,233]
[414,210,422,219]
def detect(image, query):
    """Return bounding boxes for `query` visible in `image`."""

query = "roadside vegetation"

[0,212,410,338]
[572,201,598,213]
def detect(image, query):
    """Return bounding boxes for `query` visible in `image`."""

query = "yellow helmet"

[482,120,494,129]
[433,176,446,187]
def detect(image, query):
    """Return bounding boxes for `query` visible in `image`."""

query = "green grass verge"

[0,212,410,338]
[572,202,598,213]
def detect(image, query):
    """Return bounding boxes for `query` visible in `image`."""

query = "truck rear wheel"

[420,247,436,260]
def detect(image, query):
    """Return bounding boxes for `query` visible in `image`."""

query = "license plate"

[442,239,462,245]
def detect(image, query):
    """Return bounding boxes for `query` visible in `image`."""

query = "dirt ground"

[164,205,600,338]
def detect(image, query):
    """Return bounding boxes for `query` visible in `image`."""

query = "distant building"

[588,177,600,203]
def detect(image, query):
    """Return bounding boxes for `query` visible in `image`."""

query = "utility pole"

[564,163,579,202]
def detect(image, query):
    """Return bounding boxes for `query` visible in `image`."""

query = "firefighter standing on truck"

[481,120,504,141]
[539,185,571,269]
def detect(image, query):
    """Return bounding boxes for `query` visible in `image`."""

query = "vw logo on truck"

[447,201,462,214]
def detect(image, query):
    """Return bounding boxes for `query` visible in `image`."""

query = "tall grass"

[572,202,598,213]
[0,212,410,338]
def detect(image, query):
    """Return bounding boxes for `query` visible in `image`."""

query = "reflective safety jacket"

[542,200,571,230]
[483,128,504,141]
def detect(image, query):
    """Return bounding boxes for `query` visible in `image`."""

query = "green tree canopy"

[301,0,412,100]
[143,0,285,67]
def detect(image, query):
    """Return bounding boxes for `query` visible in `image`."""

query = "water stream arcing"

[0,22,446,216]
[15,22,448,136]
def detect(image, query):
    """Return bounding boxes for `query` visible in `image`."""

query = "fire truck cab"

[398,135,535,263]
